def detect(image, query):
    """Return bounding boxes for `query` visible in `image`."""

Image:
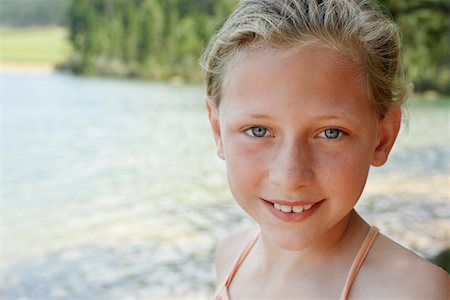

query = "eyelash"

[245,126,273,138]
[244,127,347,139]
[317,128,347,140]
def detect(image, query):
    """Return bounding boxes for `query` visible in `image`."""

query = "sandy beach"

[1,61,56,73]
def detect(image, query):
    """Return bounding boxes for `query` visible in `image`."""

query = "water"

[1,71,449,299]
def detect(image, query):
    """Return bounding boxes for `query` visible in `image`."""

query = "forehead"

[221,44,372,113]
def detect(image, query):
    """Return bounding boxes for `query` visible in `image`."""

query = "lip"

[264,199,317,207]
[262,198,324,223]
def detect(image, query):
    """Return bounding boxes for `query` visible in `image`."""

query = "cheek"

[224,138,267,201]
[315,144,372,194]
[224,136,267,171]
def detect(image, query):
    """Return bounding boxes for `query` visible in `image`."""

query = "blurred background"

[1,0,448,299]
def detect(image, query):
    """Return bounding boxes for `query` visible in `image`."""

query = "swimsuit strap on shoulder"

[340,226,379,300]
[224,230,260,287]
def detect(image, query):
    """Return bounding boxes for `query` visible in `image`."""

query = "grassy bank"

[0,26,71,66]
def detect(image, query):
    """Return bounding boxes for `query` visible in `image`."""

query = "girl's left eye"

[245,127,271,138]
[319,128,344,139]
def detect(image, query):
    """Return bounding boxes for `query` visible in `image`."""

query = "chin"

[275,238,311,251]
[263,227,314,251]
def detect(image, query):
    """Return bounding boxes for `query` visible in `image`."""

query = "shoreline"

[1,63,448,100]
[1,61,56,73]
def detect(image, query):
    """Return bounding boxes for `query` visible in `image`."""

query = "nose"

[269,138,314,191]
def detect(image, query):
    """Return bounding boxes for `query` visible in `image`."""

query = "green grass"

[0,26,71,65]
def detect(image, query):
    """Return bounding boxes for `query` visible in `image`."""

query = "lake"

[2,71,449,299]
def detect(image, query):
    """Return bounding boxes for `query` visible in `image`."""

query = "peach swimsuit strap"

[340,226,379,300]
[224,231,260,287]
[213,232,260,300]
[216,226,379,300]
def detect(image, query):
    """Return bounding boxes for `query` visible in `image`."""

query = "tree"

[378,0,449,93]
[64,0,447,92]
[65,0,238,80]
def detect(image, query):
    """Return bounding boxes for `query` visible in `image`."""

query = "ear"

[205,97,225,160]
[371,106,402,167]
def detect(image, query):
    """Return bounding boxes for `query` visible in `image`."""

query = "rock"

[429,248,450,275]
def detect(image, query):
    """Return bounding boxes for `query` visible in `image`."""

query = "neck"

[256,210,370,278]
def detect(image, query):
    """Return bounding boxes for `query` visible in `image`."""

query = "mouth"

[262,199,324,222]
[273,202,314,213]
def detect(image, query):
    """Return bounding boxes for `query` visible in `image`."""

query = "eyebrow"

[237,112,362,122]
[315,114,361,121]
[243,113,273,119]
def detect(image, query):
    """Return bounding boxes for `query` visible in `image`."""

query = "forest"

[63,0,236,83]
[1,0,448,92]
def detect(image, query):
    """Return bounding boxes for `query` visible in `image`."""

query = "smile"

[262,199,324,222]
[273,202,313,213]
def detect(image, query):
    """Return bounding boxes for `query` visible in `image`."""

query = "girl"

[200,0,450,299]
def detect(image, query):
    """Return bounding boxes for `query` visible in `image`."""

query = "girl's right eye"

[245,126,270,138]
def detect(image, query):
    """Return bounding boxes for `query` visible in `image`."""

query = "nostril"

[269,163,314,189]
[269,141,314,188]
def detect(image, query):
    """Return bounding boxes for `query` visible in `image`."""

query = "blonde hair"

[199,0,408,117]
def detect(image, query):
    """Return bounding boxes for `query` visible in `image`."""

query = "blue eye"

[246,127,268,138]
[322,128,342,139]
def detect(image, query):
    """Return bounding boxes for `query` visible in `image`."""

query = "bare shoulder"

[357,232,450,299]
[214,225,259,285]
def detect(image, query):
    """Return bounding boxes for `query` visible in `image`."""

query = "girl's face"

[207,44,400,250]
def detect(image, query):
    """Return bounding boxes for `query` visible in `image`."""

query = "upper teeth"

[274,203,313,213]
